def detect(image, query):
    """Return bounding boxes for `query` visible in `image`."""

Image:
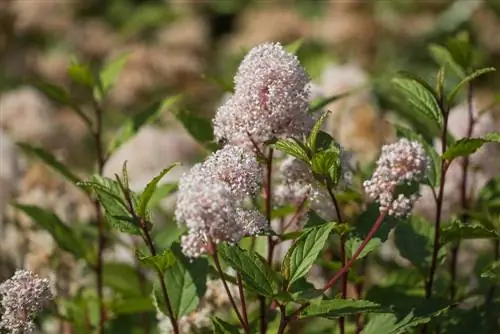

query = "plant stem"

[355,258,367,333]
[326,187,346,334]
[237,273,249,328]
[277,304,287,334]
[279,212,387,333]
[92,100,106,334]
[450,83,475,300]
[211,243,248,333]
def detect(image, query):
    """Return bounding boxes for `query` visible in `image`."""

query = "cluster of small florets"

[0,269,53,333]
[275,153,352,221]
[157,279,237,333]
[213,42,313,150]
[175,145,267,257]
[363,138,429,217]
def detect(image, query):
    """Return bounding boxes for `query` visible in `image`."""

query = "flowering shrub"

[2,34,500,334]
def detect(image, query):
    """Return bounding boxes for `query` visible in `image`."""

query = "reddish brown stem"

[237,273,249,328]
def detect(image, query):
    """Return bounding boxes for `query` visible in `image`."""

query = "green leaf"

[111,297,155,315]
[270,138,310,162]
[137,249,177,273]
[137,163,179,217]
[446,31,472,71]
[156,245,208,318]
[481,262,500,284]
[148,183,178,208]
[67,63,94,87]
[172,109,216,151]
[428,44,466,78]
[212,317,241,334]
[306,110,331,153]
[33,81,71,105]
[17,143,81,185]
[397,71,439,102]
[218,243,281,297]
[447,67,496,106]
[109,96,180,152]
[395,125,441,187]
[301,299,386,318]
[393,77,443,126]
[484,132,500,143]
[282,223,333,286]
[95,53,129,101]
[393,216,434,274]
[441,137,487,161]
[285,39,303,54]
[311,146,341,184]
[15,204,87,260]
[441,219,499,244]
[103,262,148,297]
[78,175,141,235]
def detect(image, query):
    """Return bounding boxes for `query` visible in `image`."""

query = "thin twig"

[237,273,249,328]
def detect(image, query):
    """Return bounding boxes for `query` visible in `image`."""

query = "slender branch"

[211,243,248,333]
[283,195,308,233]
[326,187,346,334]
[237,273,249,328]
[277,304,287,334]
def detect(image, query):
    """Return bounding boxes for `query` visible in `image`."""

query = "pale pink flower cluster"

[175,145,267,257]
[363,138,429,217]
[0,269,53,333]
[213,42,313,149]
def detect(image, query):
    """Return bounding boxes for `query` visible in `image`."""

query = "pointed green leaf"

[156,245,208,318]
[148,183,178,208]
[428,44,466,78]
[441,137,487,161]
[282,223,333,286]
[447,67,496,106]
[306,110,330,153]
[17,143,82,185]
[285,39,303,54]
[212,317,241,334]
[137,163,179,217]
[270,138,310,162]
[67,63,94,87]
[441,219,499,244]
[111,297,155,315]
[301,299,385,318]
[95,53,129,101]
[218,243,281,297]
[172,109,216,151]
[137,249,177,273]
[14,204,88,260]
[33,81,71,105]
[109,96,180,152]
[481,262,500,284]
[393,77,443,126]
[103,262,148,297]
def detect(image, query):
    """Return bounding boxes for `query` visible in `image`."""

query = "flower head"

[363,138,429,217]
[0,269,53,333]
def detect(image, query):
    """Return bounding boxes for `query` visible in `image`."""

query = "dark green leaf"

[311,145,341,185]
[33,81,71,105]
[447,67,496,106]
[111,297,155,315]
[393,77,443,126]
[442,138,487,161]
[270,138,310,162]
[282,223,333,286]
[15,204,87,260]
[306,110,330,153]
[218,243,281,297]
[480,262,500,284]
[301,299,386,318]
[173,109,216,151]
[441,219,499,244]
[103,262,148,297]
[157,245,208,318]
[446,31,472,71]
[78,175,141,235]
[17,143,81,185]
[137,163,179,217]
[137,249,177,273]
[109,96,180,152]
[212,317,241,334]
[95,53,129,101]
[398,71,439,102]
[67,63,94,87]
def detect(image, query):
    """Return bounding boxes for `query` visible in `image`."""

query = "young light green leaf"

[78,175,141,235]
[306,110,330,153]
[156,246,208,318]
[310,146,341,182]
[428,44,465,78]
[484,132,500,143]
[441,219,499,244]
[137,163,179,217]
[446,31,472,71]
[15,204,88,260]
[95,53,129,101]
[393,77,443,126]
[270,138,310,162]
[447,67,496,105]
[16,143,82,185]
[211,317,241,334]
[172,109,217,151]
[480,262,500,284]
[218,243,281,297]
[285,39,303,54]
[282,223,333,286]
[441,138,487,161]
[67,63,94,87]
[301,299,386,318]
[109,96,180,152]
[136,249,177,273]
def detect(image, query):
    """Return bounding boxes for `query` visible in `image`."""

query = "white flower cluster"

[157,279,237,333]
[363,138,429,217]
[175,145,267,257]
[275,153,352,221]
[213,42,313,149]
[0,269,53,333]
